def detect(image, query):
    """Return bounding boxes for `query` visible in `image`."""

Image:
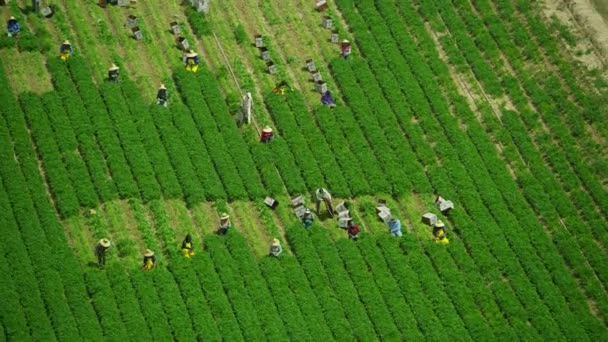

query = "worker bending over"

[108,63,120,82]
[388,218,402,237]
[433,220,449,244]
[156,84,168,107]
[315,187,334,217]
[269,238,282,257]
[184,49,199,72]
[143,249,157,271]
[60,40,73,61]
[216,213,231,236]
[95,238,111,268]
[260,126,274,143]
[347,220,360,241]
[321,91,336,108]
[7,16,20,37]
[181,234,195,258]
[301,208,314,228]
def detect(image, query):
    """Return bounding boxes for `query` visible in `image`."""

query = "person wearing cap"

[181,233,195,258]
[108,63,120,82]
[341,39,351,60]
[388,217,402,237]
[216,213,231,236]
[184,49,200,72]
[143,249,157,271]
[301,208,314,229]
[260,126,274,143]
[94,238,111,268]
[346,220,360,241]
[59,40,73,61]
[268,238,283,257]
[156,84,168,107]
[315,187,334,217]
[7,16,20,37]
[321,90,336,108]
[433,220,449,244]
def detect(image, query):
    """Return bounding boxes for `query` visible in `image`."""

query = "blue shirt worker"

[143,249,157,271]
[321,91,336,108]
[269,238,283,257]
[388,218,402,237]
[60,40,73,61]
[7,16,20,37]
[302,209,314,228]
[156,84,168,107]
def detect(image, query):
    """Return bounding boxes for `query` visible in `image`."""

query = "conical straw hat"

[262,126,272,133]
[220,213,230,220]
[342,39,349,43]
[63,40,70,45]
[144,249,154,257]
[9,16,16,20]
[435,220,445,228]
[99,238,111,248]
[159,84,166,90]
[272,238,280,246]
[109,63,119,71]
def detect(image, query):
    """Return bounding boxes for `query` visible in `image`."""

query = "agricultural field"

[0,0,607,340]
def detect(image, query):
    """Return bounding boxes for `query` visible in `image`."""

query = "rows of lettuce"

[415,0,608,328]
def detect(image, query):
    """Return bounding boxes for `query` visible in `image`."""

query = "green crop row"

[46,58,122,204]
[283,92,351,197]
[173,69,248,200]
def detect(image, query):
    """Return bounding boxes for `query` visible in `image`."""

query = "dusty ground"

[543,0,608,69]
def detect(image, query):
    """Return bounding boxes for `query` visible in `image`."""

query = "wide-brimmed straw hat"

[220,213,230,220]
[99,238,111,248]
[159,84,166,90]
[262,126,272,133]
[109,63,119,71]
[186,50,198,57]
[435,220,445,228]
[342,39,349,43]
[9,16,16,20]
[305,208,311,214]
[63,39,70,45]
[272,238,280,246]
[144,249,154,257]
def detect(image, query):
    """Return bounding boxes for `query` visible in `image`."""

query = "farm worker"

[340,39,351,60]
[269,238,283,257]
[435,195,454,215]
[7,16,20,37]
[301,208,314,228]
[260,126,274,143]
[315,187,334,217]
[433,220,449,244]
[272,81,288,96]
[184,49,200,72]
[156,84,168,107]
[59,40,73,61]
[346,220,360,241]
[216,213,231,236]
[94,238,111,268]
[143,249,157,271]
[321,91,336,108]
[181,233,195,258]
[388,218,402,237]
[108,63,120,82]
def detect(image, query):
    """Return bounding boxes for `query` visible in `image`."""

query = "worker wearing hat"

[60,39,73,61]
[217,213,232,236]
[269,238,283,257]
[143,249,157,271]
[95,238,111,268]
[156,84,168,107]
[181,233,195,258]
[184,49,200,72]
[341,39,351,60]
[7,16,20,37]
[108,63,120,82]
[301,208,314,229]
[433,220,449,244]
[315,187,334,217]
[260,125,274,143]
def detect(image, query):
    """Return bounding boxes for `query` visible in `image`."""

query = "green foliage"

[233,24,247,45]
[186,8,212,36]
